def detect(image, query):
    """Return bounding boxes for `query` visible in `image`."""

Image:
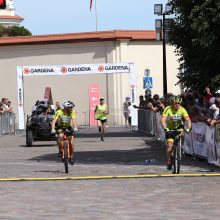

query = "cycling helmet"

[171,95,182,104]
[63,100,75,108]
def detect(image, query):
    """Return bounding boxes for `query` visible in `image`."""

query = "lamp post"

[154,3,173,96]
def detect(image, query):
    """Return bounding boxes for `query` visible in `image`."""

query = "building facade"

[0,30,180,126]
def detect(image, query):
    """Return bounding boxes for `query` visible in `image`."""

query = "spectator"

[156,99,165,114]
[55,101,61,111]
[1,98,9,111]
[127,101,132,131]
[153,94,160,102]
[164,93,173,106]
[6,100,13,112]
[134,95,146,110]
[207,91,220,127]
[122,97,130,127]
[0,102,4,114]
[146,98,158,112]
[204,86,212,103]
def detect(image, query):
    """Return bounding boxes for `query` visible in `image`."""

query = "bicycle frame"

[173,131,184,174]
[58,128,74,173]
[61,134,72,161]
[166,130,184,174]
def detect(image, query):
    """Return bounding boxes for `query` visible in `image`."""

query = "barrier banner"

[214,124,220,166]
[183,132,194,155]
[192,122,207,158]
[205,125,216,164]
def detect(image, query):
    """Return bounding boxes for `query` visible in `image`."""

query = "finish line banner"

[22,63,131,76]
[17,63,137,129]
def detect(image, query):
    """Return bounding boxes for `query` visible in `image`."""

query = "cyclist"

[94,97,109,141]
[161,95,192,170]
[51,100,78,165]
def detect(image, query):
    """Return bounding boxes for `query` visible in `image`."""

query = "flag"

[90,0,93,11]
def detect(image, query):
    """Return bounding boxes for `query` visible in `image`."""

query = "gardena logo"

[18,88,23,107]
[23,68,31,74]
[105,65,129,71]
[30,68,55,73]
[98,65,105,72]
[67,67,91,72]
[61,67,68,74]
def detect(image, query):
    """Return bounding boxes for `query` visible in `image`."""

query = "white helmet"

[63,100,75,108]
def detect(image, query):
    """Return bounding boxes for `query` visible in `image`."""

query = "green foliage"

[0,25,32,37]
[168,0,220,92]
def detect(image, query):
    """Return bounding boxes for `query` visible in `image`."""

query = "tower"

[0,0,23,26]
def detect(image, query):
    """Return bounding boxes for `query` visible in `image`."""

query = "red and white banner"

[21,63,130,76]
[89,84,100,126]
[17,63,137,129]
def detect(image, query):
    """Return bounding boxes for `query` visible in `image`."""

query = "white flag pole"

[95,0,98,31]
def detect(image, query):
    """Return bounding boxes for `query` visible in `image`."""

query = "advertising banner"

[205,125,216,164]
[192,122,207,158]
[17,63,137,129]
[214,124,220,166]
[22,63,130,76]
[17,66,25,130]
[183,132,194,155]
[89,85,100,126]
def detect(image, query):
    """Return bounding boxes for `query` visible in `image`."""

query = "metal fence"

[138,110,157,136]
[0,112,16,136]
[80,109,125,126]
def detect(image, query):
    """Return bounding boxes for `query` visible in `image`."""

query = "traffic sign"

[143,77,153,89]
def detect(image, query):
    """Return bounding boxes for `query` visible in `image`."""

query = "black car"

[26,103,56,147]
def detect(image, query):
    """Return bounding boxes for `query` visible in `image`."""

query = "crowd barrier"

[138,110,220,167]
[0,112,16,136]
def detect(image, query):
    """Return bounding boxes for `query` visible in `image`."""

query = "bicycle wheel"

[173,142,181,174]
[63,142,69,173]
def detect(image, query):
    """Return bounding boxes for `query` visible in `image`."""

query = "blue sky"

[14,0,168,35]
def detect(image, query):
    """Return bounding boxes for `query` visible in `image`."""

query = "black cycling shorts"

[165,130,180,142]
[97,119,107,123]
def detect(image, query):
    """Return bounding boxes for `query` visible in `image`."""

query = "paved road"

[0,127,220,219]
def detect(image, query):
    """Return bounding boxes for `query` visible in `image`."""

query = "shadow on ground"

[27,131,220,173]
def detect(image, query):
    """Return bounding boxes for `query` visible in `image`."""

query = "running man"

[94,97,109,141]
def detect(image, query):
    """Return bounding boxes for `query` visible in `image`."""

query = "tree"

[168,0,220,92]
[0,25,32,37]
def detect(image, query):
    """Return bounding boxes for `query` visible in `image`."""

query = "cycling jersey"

[95,104,107,120]
[162,106,189,130]
[54,109,76,127]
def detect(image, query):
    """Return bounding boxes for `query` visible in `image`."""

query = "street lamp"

[154,3,173,96]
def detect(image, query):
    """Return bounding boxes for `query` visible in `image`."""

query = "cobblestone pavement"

[0,127,220,219]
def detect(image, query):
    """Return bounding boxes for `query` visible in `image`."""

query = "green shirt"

[95,104,107,120]
[162,106,189,130]
[54,109,76,127]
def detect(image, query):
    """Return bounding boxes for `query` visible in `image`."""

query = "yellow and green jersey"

[54,109,76,127]
[162,106,189,130]
[95,104,107,120]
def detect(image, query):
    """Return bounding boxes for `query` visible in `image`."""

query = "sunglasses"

[174,102,181,105]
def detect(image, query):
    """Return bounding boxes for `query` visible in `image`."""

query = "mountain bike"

[59,127,75,173]
[167,130,185,174]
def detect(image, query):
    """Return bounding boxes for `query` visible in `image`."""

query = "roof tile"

[0,30,156,46]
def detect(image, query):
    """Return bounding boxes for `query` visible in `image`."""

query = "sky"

[13,0,168,35]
